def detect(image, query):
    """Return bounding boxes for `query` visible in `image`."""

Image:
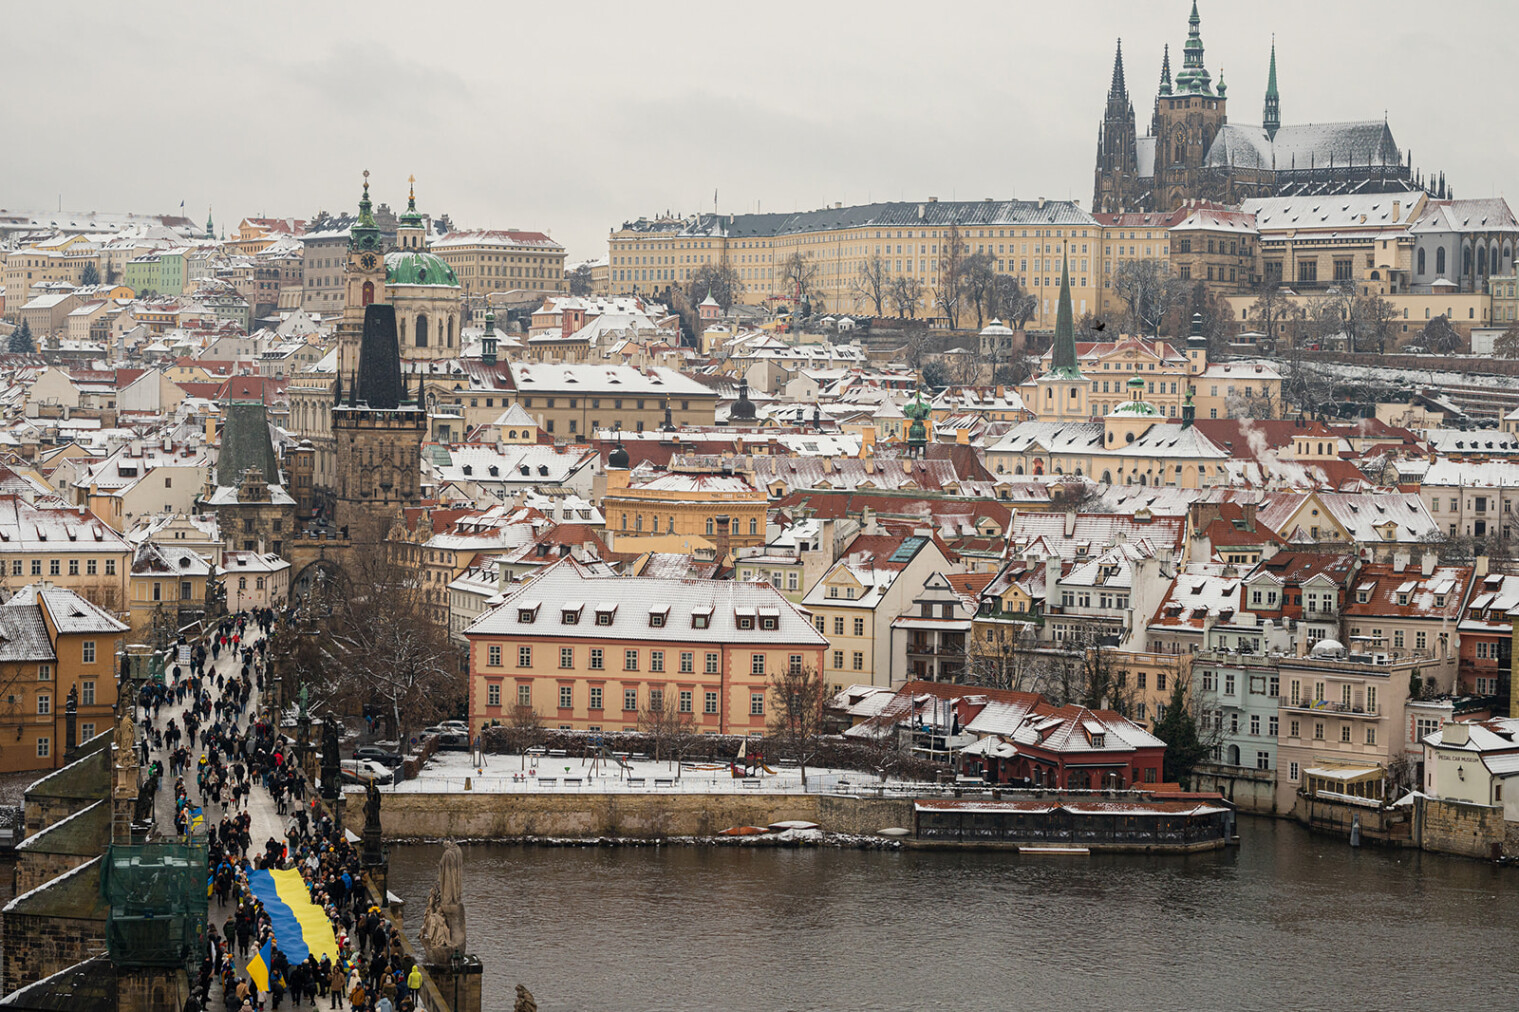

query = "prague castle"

[1093,2,1446,214]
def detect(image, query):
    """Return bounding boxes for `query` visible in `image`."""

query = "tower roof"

[399,174,424,229]
[350,169,381,252]
[1159,44,1173,96]
[1263,37,1281,137]
[1174,0,1214,96]
[353,304,406,410]
[1109,39,1128,99]
[216,399,279,488]
[1048,250,1082,380]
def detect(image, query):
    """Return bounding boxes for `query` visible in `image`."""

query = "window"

[650,689,664,711]
[1314,722,1325,740]
[833,650,844,669]
[680,651,694,674]
[1289,719,1300,738]
[651,650,664,672]
[519,608,537,623]
[750,693,765,716]
[678,690,693,713]
[852,652,864,671]
[559,647,573,669]
[596,610,614,626]
[1289,761,1299,782]
[692,612,710,630]
[29,559,39,576]
[853,618,865,636]
[68,558,78,575]
[37,694,50,715]
[38,664,50,682]
[518,646,532,667]
[81,681,94,706]
[834,617,845,635]
[705,653,719,674]
[649,611,665,628]
[1224,673,1235,696]
[751,654,765,676]
[1340,725,1352,743]
[487,645,502,667]
[704,691,719,715]
[589,648,604,670]
[814,616,825,634]
[624,689,638,711]
[49,559,60,576]
[625,649,639,671]
[487,683,501,707]
[1365,727,1377,745]
[589,687,603,710]
[1250,715,1260,736]
[82,641,96,664]
[518,684,532,706]
[36,738,49,759]
[80,723,94,739]
[559,686,573,709]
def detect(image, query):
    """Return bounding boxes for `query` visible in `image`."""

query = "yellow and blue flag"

[246,939,273,993]
[244,868,338,965]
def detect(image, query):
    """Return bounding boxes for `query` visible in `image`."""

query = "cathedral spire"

[1174,0,1213,96]
[1109,39,1127,99]
[1263,37,1281,139]
[1158,44,1173,96]
[1049,247,1081,379]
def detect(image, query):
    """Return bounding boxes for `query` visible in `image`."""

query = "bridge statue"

[419,840,467,964]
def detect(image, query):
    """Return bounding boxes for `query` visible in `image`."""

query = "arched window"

[731,519,740,535]
[635,514,643,532]
[447,316,455,348]
[749,517,757,535]
[1101,470,1113,484]
[362,281,374,306]
[416,314,429,348]
[1478,246,1488,276]
[1417,248,1426,275]
[1436,247,1446,276]
[706,518,714,535]
[1463,246,1472,277]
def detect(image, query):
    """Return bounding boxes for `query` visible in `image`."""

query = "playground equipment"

[588,738,633,778]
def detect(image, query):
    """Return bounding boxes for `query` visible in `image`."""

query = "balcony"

[1281,699,1379,718]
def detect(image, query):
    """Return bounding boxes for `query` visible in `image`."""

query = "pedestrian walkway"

[139,616,381,1012]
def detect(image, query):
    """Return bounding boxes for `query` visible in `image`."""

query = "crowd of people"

[141,608,429,1012]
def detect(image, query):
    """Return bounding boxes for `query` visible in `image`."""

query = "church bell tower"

[339,169,387,379]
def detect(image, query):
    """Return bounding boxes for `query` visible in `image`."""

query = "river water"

[390,817,1517,1012]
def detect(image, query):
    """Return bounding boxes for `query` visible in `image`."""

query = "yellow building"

[608,199,1102,330]
[604,467,767,553]
[431,230,567,299]
[4,238,99,318]
[465,560,827,735]
[509,361,718,438]
[0,497,133,616]
[128,541,212,639]
[0,584,129,774]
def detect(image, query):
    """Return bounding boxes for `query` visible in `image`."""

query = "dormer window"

[462,465,473,476]
[1397,593,1408,606]
[1435,595,1445,608]
[595,604,617,626]
[692,606,713,629]
[517,602,540,623]
[1090,733,1105,748]
[561,603,583,625]
[648,606,668,628]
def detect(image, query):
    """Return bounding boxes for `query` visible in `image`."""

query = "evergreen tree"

[7,319,34,354]
[80,262,101,286]
[1152,675,1209,787]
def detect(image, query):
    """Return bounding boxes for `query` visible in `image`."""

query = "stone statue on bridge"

[114,712,135,768]
[419,840,467,964]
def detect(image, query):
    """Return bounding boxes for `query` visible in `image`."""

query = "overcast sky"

[7,1,1514,262]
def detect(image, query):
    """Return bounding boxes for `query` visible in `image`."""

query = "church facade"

[1093,3,1445,214]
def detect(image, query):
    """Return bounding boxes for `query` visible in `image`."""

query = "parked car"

[432,732,471,752]
[354,746,403,768]
[439,720,469,734]
[340,759,393,786]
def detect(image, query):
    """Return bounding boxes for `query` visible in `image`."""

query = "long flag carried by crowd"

[243,867,339,984]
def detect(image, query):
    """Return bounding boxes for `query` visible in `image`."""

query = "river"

[390,815,1518,1012]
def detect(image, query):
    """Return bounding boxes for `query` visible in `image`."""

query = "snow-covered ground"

[374,749,922,795]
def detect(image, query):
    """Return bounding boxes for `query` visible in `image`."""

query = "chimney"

[1064,510,1077,538]
[1420,551,1437,577]
[712,514,732,563]
[1392,552,1408,573]
[1443,719,1469,747]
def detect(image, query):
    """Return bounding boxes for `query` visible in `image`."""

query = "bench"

[630,752,648,761]
[626,777,645,787]
[563,777,582,787]
[525,746,547,756]
[654,778,674,788]
[537,777,557,787]
[741,779,760,789]
[547,749,568,758]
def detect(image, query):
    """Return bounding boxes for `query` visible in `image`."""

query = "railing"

[1281,699,1377,716]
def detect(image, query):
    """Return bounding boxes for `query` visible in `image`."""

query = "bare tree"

[1112,258,1187,337]
[636,690,695,770]
[567,264,593,297]
[989,275,1037,331]
[957,252,998,330]
[965,621,1040,692]
[780,252,820,314]
[318,550,462,749]
[888,275,925,319]
[1494,322,1519,359]
[852,254,890,316]
[767,663,827,787]
[1317,287,1398,354]
[503,704,544,769]
[936,223,967,328]
[685,262,745,311]
[1249,283,1303,348]
[1421,314,1464,355]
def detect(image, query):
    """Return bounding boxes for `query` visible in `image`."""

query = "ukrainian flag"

[244,868,339,965]
[188,806,205,832]
[246,939,273,993]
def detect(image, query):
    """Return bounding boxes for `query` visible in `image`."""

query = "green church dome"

[385,250,459,288]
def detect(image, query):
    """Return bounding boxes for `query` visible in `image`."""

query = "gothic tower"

[1262,38,1281,140]
[1092,39,1139,214]
[1151,1,1227,210]
[332,303,427,539]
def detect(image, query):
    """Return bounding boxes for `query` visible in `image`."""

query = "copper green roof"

[385,250,459,287]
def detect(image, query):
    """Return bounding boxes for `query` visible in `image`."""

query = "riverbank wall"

[378,791,917,841]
